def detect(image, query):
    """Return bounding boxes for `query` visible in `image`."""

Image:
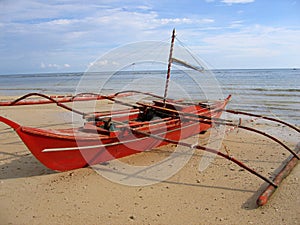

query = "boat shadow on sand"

[0,143,260,209]
[1,125,298,210]
[0,122,75,179]
[1,144,298,210]
[0,149,55,179]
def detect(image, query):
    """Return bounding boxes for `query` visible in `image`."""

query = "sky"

[0,0,299,74]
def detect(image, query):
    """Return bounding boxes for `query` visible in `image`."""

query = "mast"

[163,28,176,106]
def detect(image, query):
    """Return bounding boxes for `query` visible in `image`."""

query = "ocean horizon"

[0,68,299,125]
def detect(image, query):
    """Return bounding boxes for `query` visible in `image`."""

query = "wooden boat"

[0,29,299,206]
[0,93,231,171]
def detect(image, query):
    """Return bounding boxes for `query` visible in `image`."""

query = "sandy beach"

[0,98,299,225]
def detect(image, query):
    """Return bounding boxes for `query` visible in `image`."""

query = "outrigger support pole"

[137,102,300,159]
[114,118,300,206]
[3,92,298,205]
[257,144,300,206]
[6,93,87,116]
[224,109,300,133]
[112,120,278,188]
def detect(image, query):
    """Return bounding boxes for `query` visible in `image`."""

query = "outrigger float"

[0,30,299,206]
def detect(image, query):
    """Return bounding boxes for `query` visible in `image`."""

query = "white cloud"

[201,18,215,23]
[191,25,300,68]
[153,17,214,26]
[158,18,192,25]
[40,62,71,69]
[1,0,299,72]
[221,0,255,4]
[228,20,244,28]
[47,19,74,26]
[136,5,152,11]
[48,63,60,68]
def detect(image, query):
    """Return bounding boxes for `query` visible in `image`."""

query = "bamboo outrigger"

[0,29,299,206]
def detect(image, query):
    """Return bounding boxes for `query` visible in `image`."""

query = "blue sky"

[1,0,299,74]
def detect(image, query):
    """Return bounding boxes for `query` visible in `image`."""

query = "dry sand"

[0,98,299,225]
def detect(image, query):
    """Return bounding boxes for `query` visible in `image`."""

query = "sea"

[0,69,299,126]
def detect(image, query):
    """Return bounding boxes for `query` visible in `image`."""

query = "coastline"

[0,98,299,224]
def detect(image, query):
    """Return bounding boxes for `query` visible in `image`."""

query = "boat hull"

[16,121,204,171]
[1,97,230,171]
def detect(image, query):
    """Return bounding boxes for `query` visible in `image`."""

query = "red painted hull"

[0,97,230,171]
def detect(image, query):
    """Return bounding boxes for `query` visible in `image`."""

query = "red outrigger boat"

[0,30,299,206]
[0,92,231,171]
